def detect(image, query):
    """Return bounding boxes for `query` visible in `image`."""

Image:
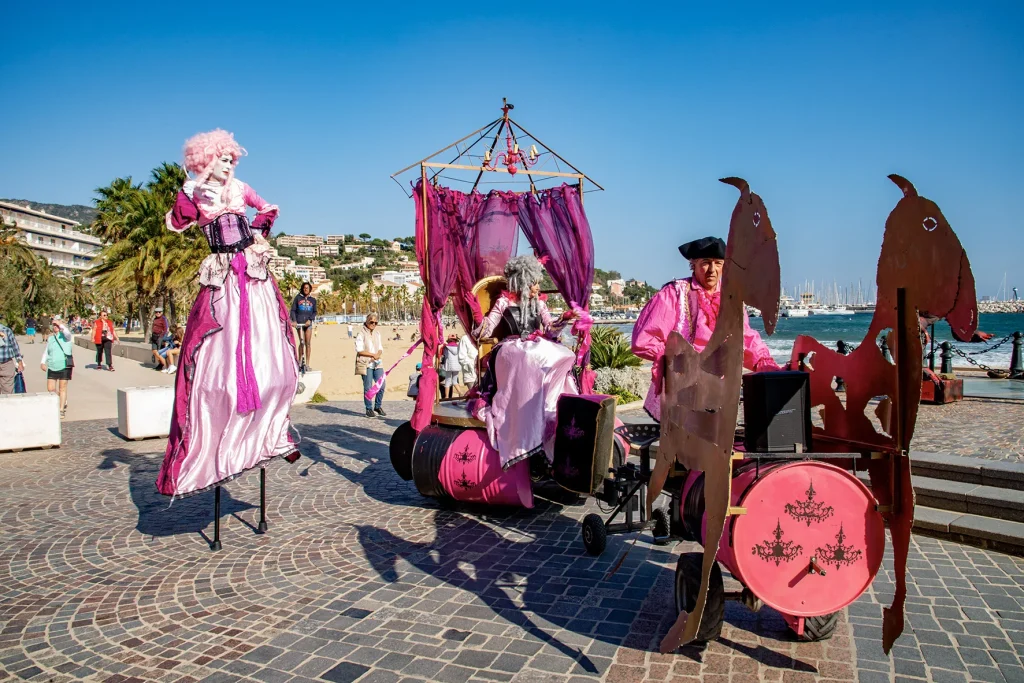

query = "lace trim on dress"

[198,240,272,288]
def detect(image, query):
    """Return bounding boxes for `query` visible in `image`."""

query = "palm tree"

[0,226,37,269]
[590,327,642,369]
[278,273,302,298]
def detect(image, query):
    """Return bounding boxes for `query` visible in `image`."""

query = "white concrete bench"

[293,370,323,405]
[117,386,174,440]
[0,392,61,451]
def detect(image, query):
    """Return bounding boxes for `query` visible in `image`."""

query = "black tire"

[612,436,627,470]
[581,513,607,556]
[389,421,416,481]
[800,612,839,642]
[674,552,725,643]
[651,507,670,543]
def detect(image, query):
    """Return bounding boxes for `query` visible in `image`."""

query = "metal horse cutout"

[790,174,977,652]
[653,178,781,652]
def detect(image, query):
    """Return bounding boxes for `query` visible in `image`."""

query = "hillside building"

[0,201,103,272]
[277,234,323,248]
[295,245,321,258]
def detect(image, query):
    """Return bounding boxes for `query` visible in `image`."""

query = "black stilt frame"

[257,468,269,533]
[211,486,222,551]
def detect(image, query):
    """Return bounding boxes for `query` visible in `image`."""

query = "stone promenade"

[1,402,1023,683]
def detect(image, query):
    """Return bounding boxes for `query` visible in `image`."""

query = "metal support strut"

[258,468,269,534]
[211,486,222,551]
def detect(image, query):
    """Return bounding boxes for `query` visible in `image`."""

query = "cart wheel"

[651,507,670,544]
[581,513,607,556]
[612,437,627,470]
[800,612,839,642]
[674,552,725,643]
[389,421,416,481]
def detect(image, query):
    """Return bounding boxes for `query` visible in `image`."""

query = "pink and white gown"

[475,294,577,470]
[156,178,299,497]
[631,277,779,422]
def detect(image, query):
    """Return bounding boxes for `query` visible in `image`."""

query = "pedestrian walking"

[150,308,169,370]
[0,320,25,395]
[355,313,385,417]
[440,334,461,399]
[347,323,353,338]
[40,318,73,418]
[91,310,119,371]
[25,314,37,344]
[457,333,478,387]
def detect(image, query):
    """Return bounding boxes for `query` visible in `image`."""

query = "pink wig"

[182,129,247,191]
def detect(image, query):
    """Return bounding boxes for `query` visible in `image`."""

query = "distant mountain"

[0,199,97,227]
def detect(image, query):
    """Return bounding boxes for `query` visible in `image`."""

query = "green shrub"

[310,392,328,404]
[606,384,641,404]
[590,326,642,369]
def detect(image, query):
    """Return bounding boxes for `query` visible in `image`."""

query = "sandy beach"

[308,321,467,403]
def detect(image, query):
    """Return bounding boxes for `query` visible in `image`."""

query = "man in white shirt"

[355,314,385,417]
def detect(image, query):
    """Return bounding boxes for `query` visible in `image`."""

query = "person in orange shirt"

[91,310,120,371]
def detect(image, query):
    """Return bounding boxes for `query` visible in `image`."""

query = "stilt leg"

[257,468,269,534]
[211,485,222,551]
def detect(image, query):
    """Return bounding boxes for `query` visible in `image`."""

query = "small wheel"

[674,552,725,643]
[651,507,670,543]
[800,612,839,642]
[581,513,607,556]
[612,436,627,470]
[389,422,416,481]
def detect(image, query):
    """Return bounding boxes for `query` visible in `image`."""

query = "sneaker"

[167,365,177,374]
[366,409,376,418]
[374,408,387,417]
[107,366,115,372]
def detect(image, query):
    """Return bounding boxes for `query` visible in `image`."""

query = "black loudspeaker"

[551,395,617,494]
[742,371,811,453]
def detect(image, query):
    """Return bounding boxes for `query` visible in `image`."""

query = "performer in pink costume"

[157,129,299,497]
[474,255,579,470]
[632,236,779,422]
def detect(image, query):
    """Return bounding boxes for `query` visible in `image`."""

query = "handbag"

[55,334,74,368]
[13,371,25,394]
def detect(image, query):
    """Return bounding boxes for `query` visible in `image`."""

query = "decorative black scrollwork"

[453,446,476,465]
[815,524,862,569]
[752,519,803,566]
[454,472,475,490]
[785,480,835,526]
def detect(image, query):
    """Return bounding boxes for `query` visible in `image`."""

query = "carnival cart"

[630,175,979,651]
[387,100,626,509]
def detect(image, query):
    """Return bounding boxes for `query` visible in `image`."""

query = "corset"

[202,213,255,254]
[498,305,541,339]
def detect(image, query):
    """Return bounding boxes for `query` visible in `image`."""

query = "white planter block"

[117,386,175,440]
[293,371,323,405]
[0,392,61,451]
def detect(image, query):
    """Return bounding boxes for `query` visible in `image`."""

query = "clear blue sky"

[2,1,1021,298]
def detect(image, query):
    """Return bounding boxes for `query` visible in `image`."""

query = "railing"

[835,331,1023,379]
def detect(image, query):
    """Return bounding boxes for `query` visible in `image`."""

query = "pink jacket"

[632,277,778,420]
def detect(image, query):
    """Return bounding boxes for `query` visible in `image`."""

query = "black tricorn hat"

[678,236,726,260]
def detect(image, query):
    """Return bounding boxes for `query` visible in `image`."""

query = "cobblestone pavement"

[1,402,1021,683]
[912,398,1024,462]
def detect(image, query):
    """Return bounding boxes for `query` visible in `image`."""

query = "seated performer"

[632,236,780,422]
[474,254,578,469]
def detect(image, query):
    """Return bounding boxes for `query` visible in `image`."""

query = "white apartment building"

[319,243,340,256]
[325,235,346,245]
[290,265,327,282]
[331,257,375,271]
[295,245,321,258]
[0,201,104,272]
[277,234,324,248]
[372,270,422,287]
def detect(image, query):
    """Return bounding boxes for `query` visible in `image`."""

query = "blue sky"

[2,1,1021,298]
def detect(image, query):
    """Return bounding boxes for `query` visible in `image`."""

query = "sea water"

[616,312,1024,371]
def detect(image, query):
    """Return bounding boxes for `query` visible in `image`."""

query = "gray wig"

[504,254,545,331]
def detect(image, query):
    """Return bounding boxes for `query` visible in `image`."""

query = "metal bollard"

[835,341,850,391]
[940,341,954,375]
[1010,332,1023,377]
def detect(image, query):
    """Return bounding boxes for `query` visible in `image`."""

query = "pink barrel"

[412,425,533,508]
[678,460,884,617]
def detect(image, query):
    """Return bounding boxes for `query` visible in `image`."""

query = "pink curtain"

[410,181,596,431]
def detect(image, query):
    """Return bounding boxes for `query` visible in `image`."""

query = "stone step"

[856,471,1024,523]
[911,451,1024,492]
[914,505,1024,556]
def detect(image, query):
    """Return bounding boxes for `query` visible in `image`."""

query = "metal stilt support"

[211,485,222,551]
[257,468,269,534]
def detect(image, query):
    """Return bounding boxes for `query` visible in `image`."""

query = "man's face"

[693,259,725,290]
[210,154,235,182]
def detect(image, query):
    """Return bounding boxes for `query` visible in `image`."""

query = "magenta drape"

[410,181,595,431]
[518,185,597,393]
